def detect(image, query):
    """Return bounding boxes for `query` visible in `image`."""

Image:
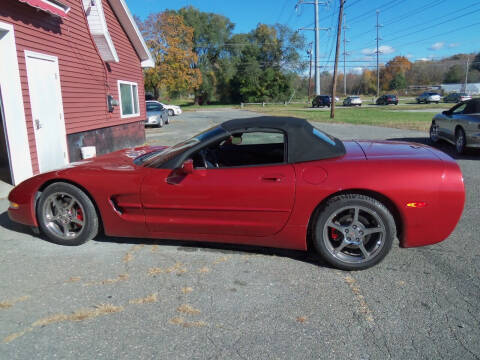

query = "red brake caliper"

[330,228,340,240]
[77,208,83,222]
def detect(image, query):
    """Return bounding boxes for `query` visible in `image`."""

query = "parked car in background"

[376,94,398,105]
[443,93,472,103]
[312,95,331,108]
[158,102,182,116]
[146,101,169,127]
[430,98,480,154]
[416,92,441,104]
[343,96,362,106]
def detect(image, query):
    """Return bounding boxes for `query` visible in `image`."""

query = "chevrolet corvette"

[8,117,465,270]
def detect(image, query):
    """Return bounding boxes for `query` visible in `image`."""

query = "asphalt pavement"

[1,109,479,359]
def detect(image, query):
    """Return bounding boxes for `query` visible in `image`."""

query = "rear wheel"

[37,182,99,246]
[455,127,466,154]
[313,194,396,270]
[168,109,174,116]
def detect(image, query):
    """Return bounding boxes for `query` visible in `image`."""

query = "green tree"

[470,53,480,72]
[176,6,234,103]
[230,23,305,102]
[444,64,464,83]
[389,73,406,90]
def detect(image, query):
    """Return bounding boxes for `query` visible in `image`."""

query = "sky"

[127,0,480,72]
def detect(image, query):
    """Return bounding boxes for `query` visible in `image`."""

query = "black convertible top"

[221,116,346,162]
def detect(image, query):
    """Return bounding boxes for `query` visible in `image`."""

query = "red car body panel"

[8,140,465,251]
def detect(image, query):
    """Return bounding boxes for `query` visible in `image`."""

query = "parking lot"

[1,109,479,359]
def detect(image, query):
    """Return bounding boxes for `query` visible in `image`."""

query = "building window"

[118,81,139,118]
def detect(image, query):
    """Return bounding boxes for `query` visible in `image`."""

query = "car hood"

[61,146,168,172]
[354,140,441,160]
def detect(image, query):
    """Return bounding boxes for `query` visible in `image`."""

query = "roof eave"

[107,0,154,68]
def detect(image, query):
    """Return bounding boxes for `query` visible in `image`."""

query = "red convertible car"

[8,117,465,270]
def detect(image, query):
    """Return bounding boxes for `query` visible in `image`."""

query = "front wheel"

[429,123,439,143]
[455,128,466,154]
[313,194,396,270]
[37,182,99,246]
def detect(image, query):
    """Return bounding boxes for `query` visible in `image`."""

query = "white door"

[25,51,68,173]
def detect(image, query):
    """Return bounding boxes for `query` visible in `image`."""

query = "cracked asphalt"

[1,109,479,359]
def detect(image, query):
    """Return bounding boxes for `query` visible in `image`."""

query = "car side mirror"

[442,110,450,116]
[181,159,194,174]
[231,136,242,145]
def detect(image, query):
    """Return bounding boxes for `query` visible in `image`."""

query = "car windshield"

[459,93,468,96]
[147,103,163,111]
[135,126,228,167]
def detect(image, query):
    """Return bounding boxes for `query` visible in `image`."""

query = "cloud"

[351,67,364,74]
[406,54,413,59]
[429,42,444,51]
[361,45,395,56]
[448,43,459,48]
[418,58,430,62]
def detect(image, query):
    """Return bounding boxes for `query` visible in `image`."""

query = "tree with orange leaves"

[138,12,202,98]
[380,56,412,91]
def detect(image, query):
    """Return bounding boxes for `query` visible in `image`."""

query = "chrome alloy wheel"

[42,192,85,240]
[322,205,386,264]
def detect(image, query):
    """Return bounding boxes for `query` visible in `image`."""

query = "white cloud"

[429,42,444,51]
[361,45,395,56]
[406,54,413,59]
[448,43,459,48]
[351,67,364,74]
[418,57,430,62]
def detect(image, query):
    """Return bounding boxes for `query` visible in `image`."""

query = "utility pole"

[297,0,328,95]
[342,14,349,96]
[330,0,345,119]
[375,10,383,99]
[463,57,470,93]
[307,43,313,101]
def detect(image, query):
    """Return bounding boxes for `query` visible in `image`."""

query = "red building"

[0,0,153,185]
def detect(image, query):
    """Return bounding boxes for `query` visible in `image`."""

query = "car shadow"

[0,211,34,236]
[95,234,334,269]
[0,210,333,269]
[386,137,480,160]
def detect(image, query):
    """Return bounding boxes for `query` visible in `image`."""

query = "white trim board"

[0,21,33,185]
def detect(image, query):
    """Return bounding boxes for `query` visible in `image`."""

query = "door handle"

[261,175,284,182]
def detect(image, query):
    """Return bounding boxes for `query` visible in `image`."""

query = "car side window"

[452,103,467,115]
[191,131,286,169]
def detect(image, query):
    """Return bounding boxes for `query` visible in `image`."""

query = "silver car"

[443,92,472,103]
[416,92,441,104]
[430,98,480,154]
[343,96,362,106]
[146,101,169,127]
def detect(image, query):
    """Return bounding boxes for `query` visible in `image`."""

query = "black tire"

[455,127,466,155]
[168,109,174,116]
[313,194,396,270]
[37,182,99,246]
[429,122,439,144]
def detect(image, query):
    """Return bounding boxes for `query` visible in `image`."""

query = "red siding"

[0,0,146,174]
